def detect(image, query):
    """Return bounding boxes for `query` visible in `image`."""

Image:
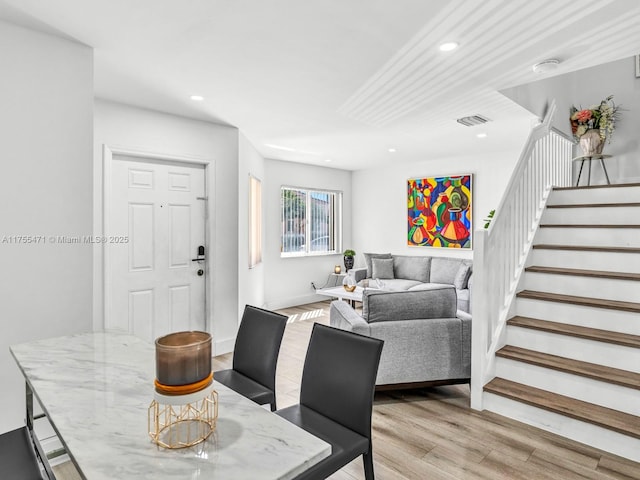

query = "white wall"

[93,100,240,355]
[501,56,640,183]
[351,150,528,266]
[263,159,352,309]
[238,133,266,313]
[0,22,93,432]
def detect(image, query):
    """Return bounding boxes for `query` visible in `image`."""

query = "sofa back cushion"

[371,257,395,279]
[362,286,457,323]
[393,255,431,282]
[430,257,463,285]
[363,253,392,278]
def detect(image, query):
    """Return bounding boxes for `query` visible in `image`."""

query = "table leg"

[25,382,57,480]
[587,157,592,186]
[600,158,611,185]
[576,159,585,186]
[26,382,34,431]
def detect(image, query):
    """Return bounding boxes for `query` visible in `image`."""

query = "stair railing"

[470,100,575,409]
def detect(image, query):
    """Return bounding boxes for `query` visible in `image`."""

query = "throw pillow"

[453,262,472,290]
[371,258,395,279]
[363,252,392,278]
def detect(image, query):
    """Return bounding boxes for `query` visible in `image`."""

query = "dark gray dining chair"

[0,426,45,479]
[214,305,288,411]
[276,323,384,480]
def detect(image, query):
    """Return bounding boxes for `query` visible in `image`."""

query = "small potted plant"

[343,249,356,271]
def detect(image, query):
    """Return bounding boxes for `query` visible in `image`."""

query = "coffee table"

[316,285,365,306]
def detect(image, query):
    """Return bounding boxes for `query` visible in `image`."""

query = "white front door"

[107,155,207,342]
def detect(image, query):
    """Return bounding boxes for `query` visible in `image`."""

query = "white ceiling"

[2,0,640,170]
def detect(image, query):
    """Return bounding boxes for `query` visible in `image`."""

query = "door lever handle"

[191,258,206,262]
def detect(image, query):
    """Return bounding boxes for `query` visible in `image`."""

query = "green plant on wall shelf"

[483,210,495,229]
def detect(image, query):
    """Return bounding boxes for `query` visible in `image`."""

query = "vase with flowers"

[570,95,621,156]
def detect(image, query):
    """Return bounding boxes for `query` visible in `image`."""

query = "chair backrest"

[232,305,288,390]
[300,324,383,439]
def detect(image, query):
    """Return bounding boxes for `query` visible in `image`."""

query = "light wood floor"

[55,301,640,479]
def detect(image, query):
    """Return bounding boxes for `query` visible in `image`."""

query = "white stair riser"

[495,358,640,416]
[543,206,640,225]
[515,298,640,335]
[505,326,640,373]
[535,227,640,247]
[529,249,640,273]
[549,186,640,205]
[522,272,640,302]
[483,393,640,463]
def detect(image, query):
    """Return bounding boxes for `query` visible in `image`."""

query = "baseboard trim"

[214,337,234,356]
[264,293,324,311]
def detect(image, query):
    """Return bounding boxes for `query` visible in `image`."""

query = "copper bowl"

[343,284,356,292]
[155,331,212,386]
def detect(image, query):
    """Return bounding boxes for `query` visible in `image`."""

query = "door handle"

[192,245,206,262]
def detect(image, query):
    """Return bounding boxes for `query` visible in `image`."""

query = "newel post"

[470,228,489,410]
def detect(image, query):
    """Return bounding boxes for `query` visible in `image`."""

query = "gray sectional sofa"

[350,253,473,313]
[329,252,472,388]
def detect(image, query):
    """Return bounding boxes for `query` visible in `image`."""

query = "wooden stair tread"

[517,290,640,313]
[533,244,640,253]
[525,266,640,281]
[484,378,640,439]
[540,224,640,228]
[496,345,640,390]
[554,183,640,191]
[507,316,640,349]
[547,202,640,208]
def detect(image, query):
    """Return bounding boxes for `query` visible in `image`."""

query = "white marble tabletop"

[11,332,330,479]
[316,285,364,302]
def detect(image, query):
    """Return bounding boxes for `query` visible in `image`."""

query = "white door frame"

[99,144,214,335]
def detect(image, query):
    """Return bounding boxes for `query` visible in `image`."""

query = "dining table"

[10,331,330,479]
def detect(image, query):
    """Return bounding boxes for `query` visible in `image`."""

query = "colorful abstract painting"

[407,174,472,249]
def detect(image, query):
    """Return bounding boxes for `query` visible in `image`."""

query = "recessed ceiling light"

[532,59,560,74]
[439,42,459,52]
[325,158,332,163]
[476,133,488,138]
[190,95,204,101]
[388,148,397,153]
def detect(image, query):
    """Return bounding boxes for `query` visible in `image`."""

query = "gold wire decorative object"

[148,384,218,449]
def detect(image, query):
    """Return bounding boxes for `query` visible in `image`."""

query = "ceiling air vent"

[456,114,491,127]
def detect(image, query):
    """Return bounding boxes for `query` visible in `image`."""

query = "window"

[249,175,262,268]
[281,187,342,256]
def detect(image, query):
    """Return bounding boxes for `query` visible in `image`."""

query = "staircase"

[483,183,640,462]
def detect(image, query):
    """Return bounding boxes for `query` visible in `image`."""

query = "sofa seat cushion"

[407,282,451,292]
[376,279,421,291]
